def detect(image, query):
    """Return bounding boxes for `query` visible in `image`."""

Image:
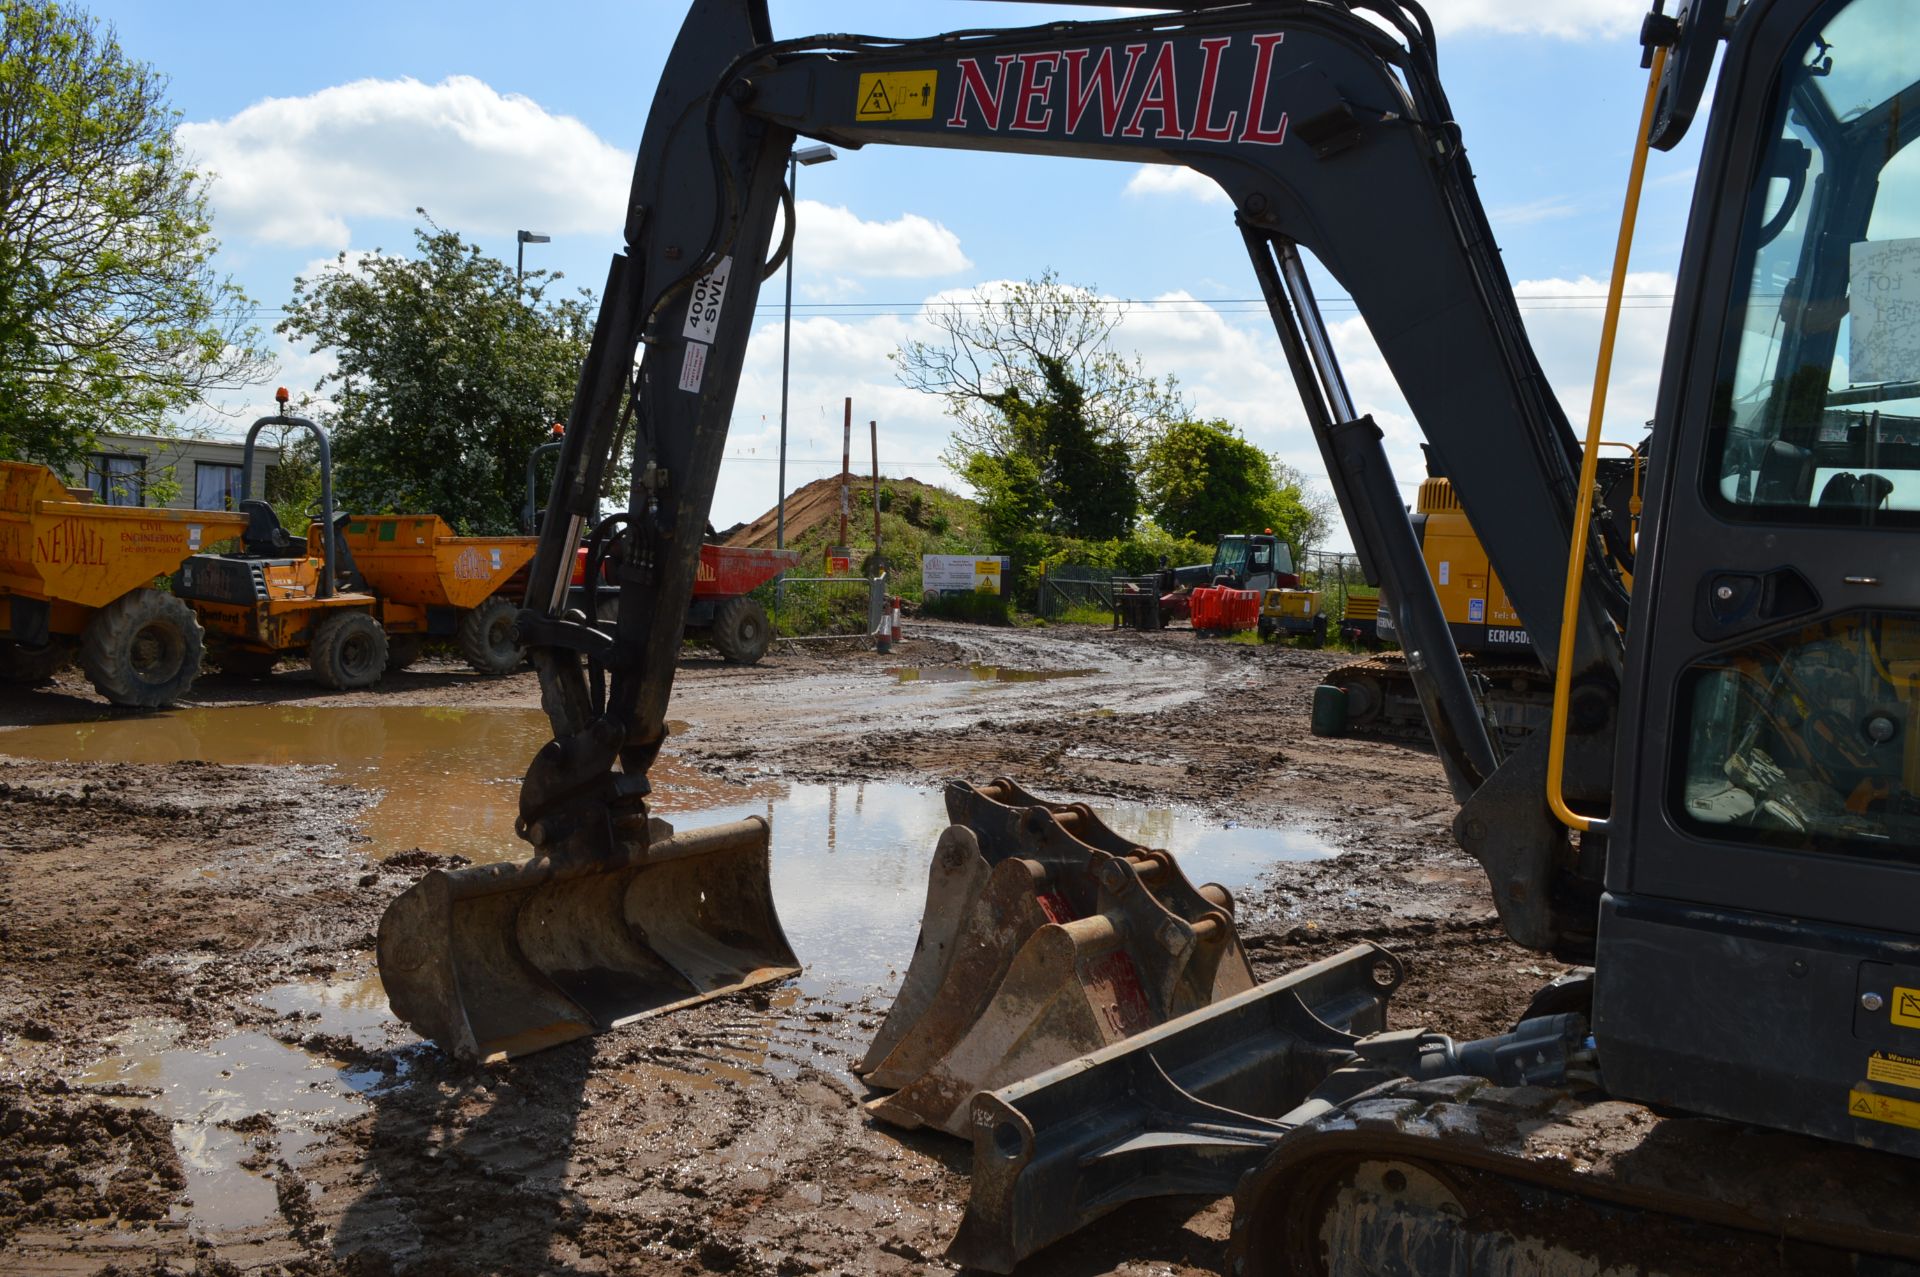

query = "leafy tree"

[895,269,1187,467]
[980,354,1138,539]
[1270,460,1337,556]
[0,2,270,467]
[1142,420,1331,551]
[278,219,594,534]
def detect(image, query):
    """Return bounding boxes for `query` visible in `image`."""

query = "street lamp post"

[516,229,551,283]
[776,144,836,554]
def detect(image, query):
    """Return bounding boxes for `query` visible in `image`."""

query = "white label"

[683,255,735,344]
[679,341,710,394]
[1438,561,1451,586]
[187,524,202,549]
[1850,237,1920,384]
[1468,598,1485,622]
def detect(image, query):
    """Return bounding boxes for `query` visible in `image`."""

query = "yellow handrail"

[1548,45,1669,834]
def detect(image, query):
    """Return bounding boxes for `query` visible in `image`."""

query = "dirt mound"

[0,1078,186,1241]
[725,474,949,550]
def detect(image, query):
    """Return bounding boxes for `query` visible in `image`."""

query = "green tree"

[1142,420,1331,551]
[278,219,594,534]
[0,2,271,467]
[982,354,1138,539]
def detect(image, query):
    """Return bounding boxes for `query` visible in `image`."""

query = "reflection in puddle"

[887,664,1097,685]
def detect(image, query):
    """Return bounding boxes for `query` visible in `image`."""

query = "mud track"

[0,622,1561,1275]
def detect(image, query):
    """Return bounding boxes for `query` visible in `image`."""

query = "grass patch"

[1051,602,1114,626]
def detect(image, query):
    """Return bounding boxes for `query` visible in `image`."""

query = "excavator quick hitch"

[950,943,1404,1272]
[377,816,797,1062]
[859,780,1257,1136]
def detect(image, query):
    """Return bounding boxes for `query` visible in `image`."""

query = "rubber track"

[1326,654,1552,744]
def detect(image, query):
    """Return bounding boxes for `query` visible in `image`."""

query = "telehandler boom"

[380,0,1920,1269]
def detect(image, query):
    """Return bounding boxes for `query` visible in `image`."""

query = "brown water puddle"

[886,664,1097,684]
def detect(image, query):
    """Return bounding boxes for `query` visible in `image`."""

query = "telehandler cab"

[380,0,1920,1270]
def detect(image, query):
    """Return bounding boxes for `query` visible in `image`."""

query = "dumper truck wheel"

[712,596,773,665]
[79,590,205,708]
[385,634,424,673]
[456,596,523,675]
[208,644,278,678]
[309,611,387,690]
[0,638,74,684]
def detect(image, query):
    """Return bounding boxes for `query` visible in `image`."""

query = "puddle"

[35,705,1337,1192]
[0,706,771,865]
[887,664,1097,685]
[76,1010,377,1231]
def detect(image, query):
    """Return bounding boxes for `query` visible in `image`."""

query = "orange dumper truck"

[0,460,249,707]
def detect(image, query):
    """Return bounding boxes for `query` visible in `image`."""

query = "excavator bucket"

[377,816,798,1062]
[859,780,1257,1136]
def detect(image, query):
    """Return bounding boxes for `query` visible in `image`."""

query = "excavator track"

[1326,655,1552,746]
[1229,1076,1920,1276]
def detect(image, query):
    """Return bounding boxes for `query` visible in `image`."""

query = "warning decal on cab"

[1893,986,1920,1029]
[1868,1051,1920,1092]
[1850,1088,1920,1131]
[857,71,938,121]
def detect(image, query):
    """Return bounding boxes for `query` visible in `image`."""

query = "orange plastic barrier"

[1188,586,1259,633]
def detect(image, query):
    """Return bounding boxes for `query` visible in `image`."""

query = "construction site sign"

[923,554,1008,597]
[856,71,938,122]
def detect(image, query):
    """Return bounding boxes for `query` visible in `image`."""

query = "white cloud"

[179,76,629,249]
[1124,165,1231,206]
[792,201,971,278]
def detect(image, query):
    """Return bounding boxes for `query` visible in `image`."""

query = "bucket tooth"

[947,944,1404,1274]
[378,816,798,1062]
[869,852,1238,1136]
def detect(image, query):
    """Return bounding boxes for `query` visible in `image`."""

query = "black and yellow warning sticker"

[1850,1088,1920,1131]
[1868,1051,1920,1092]
[1893,985,1920,1029]
[856,71,938,121]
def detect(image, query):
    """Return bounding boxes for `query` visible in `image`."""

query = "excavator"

[375,0,1920,1271]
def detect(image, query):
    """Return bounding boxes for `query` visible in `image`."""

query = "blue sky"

[90,1,1705,542]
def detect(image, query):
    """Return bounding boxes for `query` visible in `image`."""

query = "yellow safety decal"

[857,71,938,122]
[1893,986,1920,1028]
[1868,1052,1920,1092]
[1849,1088,1920,1131]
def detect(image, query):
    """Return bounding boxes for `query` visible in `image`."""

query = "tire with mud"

[309,610,387,690]
[711,596,773,665]
[208,644,278,678]
[385,633,425,673]
[0,638,74,684]
[456,596,523,674]
[78,589,205,708]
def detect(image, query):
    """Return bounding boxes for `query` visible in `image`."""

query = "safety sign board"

[1894,985,1920,1029]
[1850,1088,1920,1132]
[1868,1051,1920,1092]
[857,71,939,121]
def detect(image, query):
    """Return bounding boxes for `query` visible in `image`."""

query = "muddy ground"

[0,622,1560,1276]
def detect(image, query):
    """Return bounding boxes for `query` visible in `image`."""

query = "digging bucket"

[948,943,1405,1273]
[861,782,1260,1135]
[377,816,799,1063]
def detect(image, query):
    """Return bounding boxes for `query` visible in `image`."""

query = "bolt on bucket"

[377,816,798,1063]
[858,779,1257,1136]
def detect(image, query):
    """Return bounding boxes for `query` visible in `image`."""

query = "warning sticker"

[1868,1051,1920,1092]
[1849,1088,1920,1132]
[856,71,938,122]
[1894,986,1920,1028]
[678,341,709,395]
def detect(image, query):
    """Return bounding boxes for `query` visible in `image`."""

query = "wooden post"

[839,397,852,551]
[870,419,882,568]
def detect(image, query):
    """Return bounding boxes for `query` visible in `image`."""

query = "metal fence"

[1299,550,1372,620]
[1035,564,1114,619]
[771,574,888,641]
